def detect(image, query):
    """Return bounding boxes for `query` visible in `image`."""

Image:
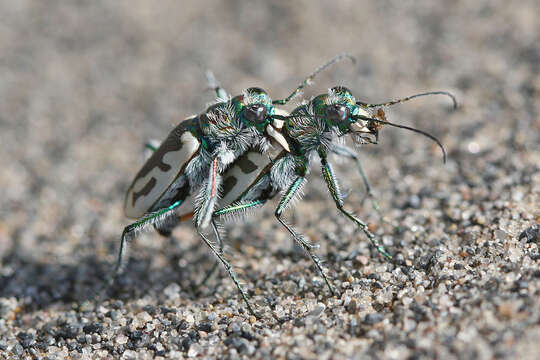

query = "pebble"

[364,313,384,325]
[519,225,540,243]
[187,343,203,358]
[121,350,138,360]
[115,335,128,345]
[346,299,357,314]
[308,303,326,317]
[494,229,507,240]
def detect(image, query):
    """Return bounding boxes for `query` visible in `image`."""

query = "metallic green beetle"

[208,86,456,307]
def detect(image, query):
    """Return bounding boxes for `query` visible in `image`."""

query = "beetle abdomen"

[124,117,201,218]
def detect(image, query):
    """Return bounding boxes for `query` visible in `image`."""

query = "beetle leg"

[213,200,266,218]
[320,155,392,260]
[114,200,185,276]
[196,219,226,288]
[195,200,267,289]
[205,70,229,102]
[329,144,402,230]
[196,225,259,317]
[196,157,221,229]
[274,177,336,296]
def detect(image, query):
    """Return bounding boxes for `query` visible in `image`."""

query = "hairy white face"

[349,107,379,145]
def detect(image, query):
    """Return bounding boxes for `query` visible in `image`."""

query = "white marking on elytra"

[220,152,270,206]
[125,131,200,219]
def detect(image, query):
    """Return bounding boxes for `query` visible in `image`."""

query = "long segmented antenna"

[273,53,357,106]
[353,115,447,163]
[357,91,457,109]
[205,70,229,101]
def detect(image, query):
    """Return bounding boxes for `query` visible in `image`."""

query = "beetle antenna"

[353,115,447,163]
[273,53,356,106]
[356,91,457,110]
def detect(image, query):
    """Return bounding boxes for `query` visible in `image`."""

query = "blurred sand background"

[0,1,539,359]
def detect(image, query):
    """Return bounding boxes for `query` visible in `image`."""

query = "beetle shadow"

[0,240,218,312]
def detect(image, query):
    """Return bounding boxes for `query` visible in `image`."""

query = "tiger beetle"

[115,54,356,317]
[205,85,457,312]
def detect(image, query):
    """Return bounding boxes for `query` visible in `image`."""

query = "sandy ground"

[0,1,539,359]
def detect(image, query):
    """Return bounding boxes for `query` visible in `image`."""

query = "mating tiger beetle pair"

[116,54,457,316]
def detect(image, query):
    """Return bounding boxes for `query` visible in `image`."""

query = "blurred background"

[0,1,538,358]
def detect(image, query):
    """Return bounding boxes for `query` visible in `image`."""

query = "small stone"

[228,322,241,334]
[108,311,120,321]
[142,305,156,315]
[163,283,181,299]
[519,224,540,243]
[353,255,369,268]
[405,195,421,209]
[143,319,155,331]
[364,313,384,325]
[187,343,203,357]
[185,314,195,324]
[155,342,165,352]
[403,317,417,332]
[494,229,507,240]
[137,311,152,324]
[498,302,516,318]
[79,301,95,313]
[346,299,357,314]
[197,321,213,333]
[11,342,24,356]
[17,332,35,348]
[83,323,103,334]
[474,215,486,225]
[282,281,298,294]
[308,303,326,317]
[115,334,128,345]
[122,350,138,360]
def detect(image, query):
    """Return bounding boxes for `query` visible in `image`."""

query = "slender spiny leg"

[320,156,392,260]
[196,226,258,317]
[196,219,226,288]
[329,144,402,229]
[198,200,267,286]
[205,70,229,101]
[273,53,356,105]
[113,200,185,278]
[274,177,336,295]
[213,219,225,254]
[197,157,221,229]
[213,200,266,218]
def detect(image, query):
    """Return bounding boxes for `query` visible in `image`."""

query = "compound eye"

[325,105,350,125]
[246,87,267,96]
[243,104,268,124]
